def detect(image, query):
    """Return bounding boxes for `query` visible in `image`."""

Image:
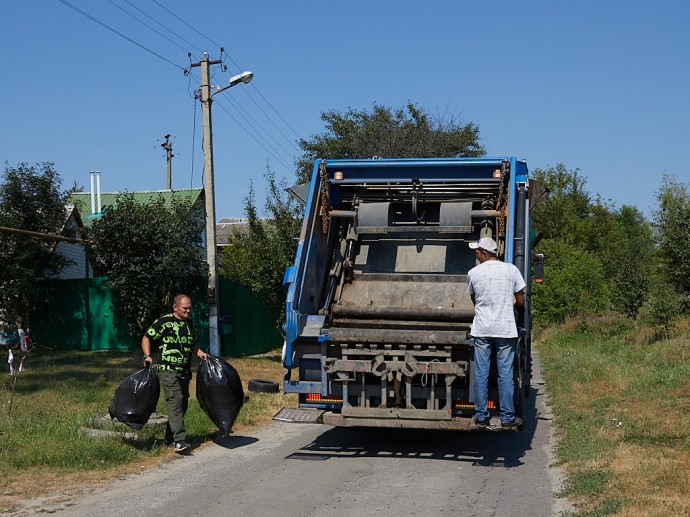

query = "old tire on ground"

[248,378,279,394]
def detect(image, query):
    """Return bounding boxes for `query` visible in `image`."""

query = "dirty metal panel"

[327,327,467,345]
[338,273,474,313]
[323,412,473,430]
[341,407,452,421]
[273,407,325,424]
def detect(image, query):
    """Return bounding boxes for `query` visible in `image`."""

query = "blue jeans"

[473,336,516,423]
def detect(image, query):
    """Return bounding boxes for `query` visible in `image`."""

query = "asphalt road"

[20,352,572,517]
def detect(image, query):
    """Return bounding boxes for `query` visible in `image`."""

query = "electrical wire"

[151,0,222,50]
[249,84,303,142]
[220,91,297,159]
[56,0,184,70]
[187,74,293,174]
[214,100,293,173]
[148,2,303,148]
[239,87,301,153]
[215,96,294,171]
[106,0,190,54]
[121,0,204,53]
[108,0,199,52]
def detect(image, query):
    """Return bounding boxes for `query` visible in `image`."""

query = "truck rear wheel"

[513,337,526,420]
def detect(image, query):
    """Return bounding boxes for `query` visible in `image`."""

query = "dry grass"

[537,315,690,516]
[0,350,293,513]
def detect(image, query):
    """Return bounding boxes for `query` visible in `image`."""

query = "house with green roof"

[67,188,204,228]
[41,187,281,356]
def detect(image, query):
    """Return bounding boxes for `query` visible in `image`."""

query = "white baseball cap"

[469,237,498,254]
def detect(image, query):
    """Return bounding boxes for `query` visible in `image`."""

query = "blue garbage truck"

[277,157,541,430]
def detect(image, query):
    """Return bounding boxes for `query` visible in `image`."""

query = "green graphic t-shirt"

[145,314,196,372]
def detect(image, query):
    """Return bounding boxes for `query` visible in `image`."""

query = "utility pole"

[161,134,173,190]
[191,53,223,357]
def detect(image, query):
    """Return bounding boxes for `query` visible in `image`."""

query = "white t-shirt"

[467,260,526,338]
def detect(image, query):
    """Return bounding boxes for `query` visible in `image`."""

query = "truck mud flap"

[273,407,325,424]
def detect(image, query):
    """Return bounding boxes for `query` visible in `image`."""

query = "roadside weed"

[538,315,690,516]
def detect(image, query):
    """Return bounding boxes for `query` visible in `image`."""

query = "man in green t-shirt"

[142,293,208,454]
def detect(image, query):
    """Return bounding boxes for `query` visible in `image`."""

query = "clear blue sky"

[2,1,688,218]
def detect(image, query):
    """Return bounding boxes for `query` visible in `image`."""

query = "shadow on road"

[212,434,259,449]
[286,385,547,469]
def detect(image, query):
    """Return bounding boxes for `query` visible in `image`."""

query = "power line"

[239,87,301,153]
[147,2,303,149]
[151,0,222,50]
[56,0,184,70]
[214,99,293,173]
[120,0,204,54]
[187,74,293,173]
[106,0,193,54]
[216,96,294,171]
[219,90,298,160]
[217,52,303,143]
[249,84,303,142]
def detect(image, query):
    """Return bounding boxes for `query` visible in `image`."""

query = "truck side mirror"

[533,253,544,283]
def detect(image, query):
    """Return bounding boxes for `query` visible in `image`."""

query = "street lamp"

[195,54,253,356]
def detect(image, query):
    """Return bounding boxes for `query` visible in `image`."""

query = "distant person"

[17,326,26,352]
[22,327,32,352]
[142,294,208,454]
[467,237,526,429]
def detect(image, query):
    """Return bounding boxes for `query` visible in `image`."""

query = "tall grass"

[0,349,291,511]
[537,315,690,516]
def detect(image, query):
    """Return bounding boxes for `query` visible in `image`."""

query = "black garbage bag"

[109,365,160,430]
[196,355,244,436]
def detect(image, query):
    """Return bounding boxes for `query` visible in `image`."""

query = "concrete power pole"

[191,53,223,357]
[161,134,173,190]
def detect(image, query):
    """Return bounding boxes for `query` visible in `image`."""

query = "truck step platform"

[273,407,325,424]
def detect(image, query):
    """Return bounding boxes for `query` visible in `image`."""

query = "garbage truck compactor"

[279,157,540,430]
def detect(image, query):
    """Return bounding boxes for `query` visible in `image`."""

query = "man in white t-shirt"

[466,237,526,429]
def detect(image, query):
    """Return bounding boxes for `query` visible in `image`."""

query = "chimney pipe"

[89,171,96,214]
[96,171,102,213]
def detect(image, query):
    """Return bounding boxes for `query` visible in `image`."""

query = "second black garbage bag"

[196,355,244,436]
[109,365,160,429]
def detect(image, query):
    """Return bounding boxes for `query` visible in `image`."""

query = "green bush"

[532,239,610,326]
[639,277,682,335]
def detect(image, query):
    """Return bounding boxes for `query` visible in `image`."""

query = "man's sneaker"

[474,417,491,428]
[174,441,191,454]
[501,417,523,429]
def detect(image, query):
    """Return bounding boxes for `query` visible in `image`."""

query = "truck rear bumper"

[323,412,476,430]
[273,408,520,431]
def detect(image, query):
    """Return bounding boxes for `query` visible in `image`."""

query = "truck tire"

[248,378,280,394]
[514,368,525,421]
[513,337,526,420]
[524,352,532,399]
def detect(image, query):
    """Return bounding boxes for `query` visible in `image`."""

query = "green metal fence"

[30,277,281,357]
[218,280,282,357]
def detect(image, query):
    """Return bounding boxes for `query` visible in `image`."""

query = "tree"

[609,205,654,317]
[531,163,591,243]
[531,164,655,321]
[296,103,484,182]
[219,168,302,328]
[653,174,690,309]
[88,193,207,338]
[223,103,484,329]
[0,162,69,327]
